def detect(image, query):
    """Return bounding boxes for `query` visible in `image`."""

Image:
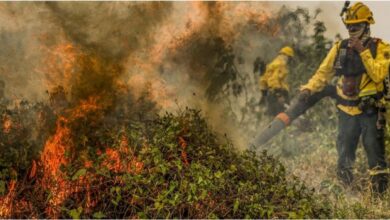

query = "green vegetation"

[0,107,333,218]
[1,3,390,219]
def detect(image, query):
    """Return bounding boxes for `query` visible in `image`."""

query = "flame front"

[40,116,72,216]
[2,115,12,134]
[0,2,277,218]
[102,135,143,174]
[37,41,80,92]
[39,96,103,217]
[0,180,16,217]
[125,2,274,109]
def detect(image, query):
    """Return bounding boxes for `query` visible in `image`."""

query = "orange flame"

[179,137,189,166]
[35,40,81,93]
[2,115,12,134]
[40,116,72,217]
[102,134,143,174]
[36,92,146,217]
[0,180,16,218]
[125,2,274,110]
[10,3,277,217]
[39,96,103,217]
[29,160,37,179]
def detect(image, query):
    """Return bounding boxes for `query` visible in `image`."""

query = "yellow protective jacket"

[259,54,289,92]
[301,39,390,115]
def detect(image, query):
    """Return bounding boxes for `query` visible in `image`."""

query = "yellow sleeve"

[277,64,287,80]
[259,58,278,89]
[300,44,338,93]
[278,64,289,90]
[360,41,390,83]
[259,69,271,89]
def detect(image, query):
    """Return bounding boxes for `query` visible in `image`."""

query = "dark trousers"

[265,89,289,116]
[337,110,388,193]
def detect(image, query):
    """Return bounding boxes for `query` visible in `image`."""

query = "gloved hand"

[348,37,365,53]
[298,89,311,103]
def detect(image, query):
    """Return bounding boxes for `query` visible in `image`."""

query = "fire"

[0,180,16,218]
[1,2,278,217]
[29,160,37,179]
[71,96,102,118]
[40,116,72,217]
[38,92,143,217]
[37,94,104,217]
[41,117,72,178]
[125,2,274,110]
[35,40,80,92]
[148,2,207,64]
[124,3,209,109]
[179,136,189,166]
[102,135,143,174]
[218,2,273,41]
[148,1,272,55]
[2,114,12,134]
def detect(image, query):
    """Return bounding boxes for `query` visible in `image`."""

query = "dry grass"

[271,120,390,218]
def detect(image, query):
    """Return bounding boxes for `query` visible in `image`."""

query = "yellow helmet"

[344,2,375,24]
[279,46,294,57]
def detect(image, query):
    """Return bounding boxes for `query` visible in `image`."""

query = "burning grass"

[0,103,333,218]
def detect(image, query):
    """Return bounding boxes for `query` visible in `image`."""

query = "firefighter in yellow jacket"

[300,2,390,193]
[259,46,294,116]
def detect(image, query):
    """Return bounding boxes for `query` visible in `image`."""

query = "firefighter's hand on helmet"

[298,89,311,103]
[348,37,365,53]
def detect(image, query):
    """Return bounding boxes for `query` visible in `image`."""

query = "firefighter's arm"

[278,65,289,90]
[300,44,338,93]
[267,57,283,80]
[360,42,390,83]
[260,60,277,88]
[259,70,269,89]
[277,64,287,80]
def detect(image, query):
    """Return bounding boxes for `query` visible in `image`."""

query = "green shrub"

[44,109,331,218]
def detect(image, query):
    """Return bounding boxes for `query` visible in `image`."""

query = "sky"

[273,1,390,41]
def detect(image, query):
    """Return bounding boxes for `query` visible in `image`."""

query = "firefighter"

[299,2,390,193]
[259,46,294,116]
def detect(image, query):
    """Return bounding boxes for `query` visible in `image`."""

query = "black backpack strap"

[333,38,379,74]
[333,40,349,76]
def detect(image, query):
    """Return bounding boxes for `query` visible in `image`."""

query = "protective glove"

[348,37,366,53]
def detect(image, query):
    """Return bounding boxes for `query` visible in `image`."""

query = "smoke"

[140,2,290,149]
[0,2,174,104]
[43,2,174,107]
[45,2,173,61]
[0,2,329,149]
[0,3,50,101]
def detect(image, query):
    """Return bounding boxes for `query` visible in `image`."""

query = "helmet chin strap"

[358,23,370,40]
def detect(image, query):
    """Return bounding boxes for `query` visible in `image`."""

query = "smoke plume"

[0,2,327,149]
